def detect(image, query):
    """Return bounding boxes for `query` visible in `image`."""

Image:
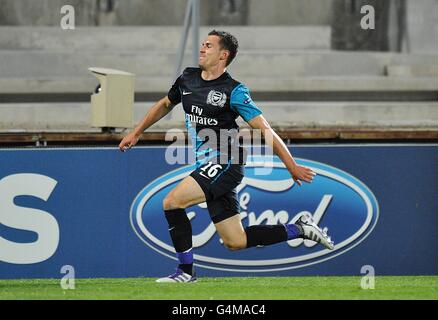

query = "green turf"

[0,276,437,300]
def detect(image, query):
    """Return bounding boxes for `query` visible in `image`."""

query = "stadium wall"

[0,145,437,279]
[0,0,333,26]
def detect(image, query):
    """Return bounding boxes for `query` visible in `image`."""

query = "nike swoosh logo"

[182,91,192,95]
[199,172,210,179]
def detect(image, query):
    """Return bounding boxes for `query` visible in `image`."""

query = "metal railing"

[174,0,200,80]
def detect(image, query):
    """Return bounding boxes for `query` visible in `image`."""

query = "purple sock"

[284,224,302,240]
[177,249,193,265]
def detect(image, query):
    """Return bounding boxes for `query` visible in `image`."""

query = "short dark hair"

[208,30,239,66]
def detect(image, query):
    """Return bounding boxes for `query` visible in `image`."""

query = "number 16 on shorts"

[199,162,223,179]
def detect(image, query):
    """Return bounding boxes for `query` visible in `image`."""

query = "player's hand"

[290,165,316,186]
[119,132,140,152]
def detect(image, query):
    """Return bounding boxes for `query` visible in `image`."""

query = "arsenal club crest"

[207,90,227,108]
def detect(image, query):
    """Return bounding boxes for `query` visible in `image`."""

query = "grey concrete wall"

[0,0,98,25]
[331,0,391,51]
[114,0,187,26]
[0,26,331,51]
[3,75,438,97]
[405,0,438,54]
[1,101,437,131]
[115,0,249,26]
[5,50,438,79]
[0,0,247,25]
[247,0,334,25]
[0,0,333,26]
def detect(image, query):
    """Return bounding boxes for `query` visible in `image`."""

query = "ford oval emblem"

[130,155,379,272]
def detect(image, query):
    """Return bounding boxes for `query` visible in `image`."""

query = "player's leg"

[212,192,334,251]
[214,212,301,250]
[158,161,245,282]
[214,214,246,250]
[156,175,206,283]
[215,212,334,251]
[204,166,304,250]
[207,187,296,250]
[162,175,206,210]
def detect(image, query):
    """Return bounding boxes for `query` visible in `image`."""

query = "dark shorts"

[190,161,244,224]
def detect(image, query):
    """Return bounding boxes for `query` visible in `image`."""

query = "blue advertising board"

[0,145,437,279]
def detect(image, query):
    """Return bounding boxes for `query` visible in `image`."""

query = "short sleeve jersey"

[168,67,262,168]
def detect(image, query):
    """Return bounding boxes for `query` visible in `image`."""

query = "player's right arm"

[119,72,183,152]
[118,96,174,152]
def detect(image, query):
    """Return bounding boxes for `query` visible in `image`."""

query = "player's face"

[199,35,229,70]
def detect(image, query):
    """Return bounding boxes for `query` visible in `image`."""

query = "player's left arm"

[231,84,315,185]
[247,115,315,186]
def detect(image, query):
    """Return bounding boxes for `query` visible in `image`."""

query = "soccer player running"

[119,30,334,283]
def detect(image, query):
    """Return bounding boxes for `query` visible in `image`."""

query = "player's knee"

[163,196,176,210]
[163,194,185,210]
[223,238,246,251]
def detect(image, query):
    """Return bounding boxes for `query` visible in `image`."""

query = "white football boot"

[156,268,197,283]
[296,213,335,250]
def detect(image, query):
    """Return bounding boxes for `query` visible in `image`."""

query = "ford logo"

[130,155,379,272]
